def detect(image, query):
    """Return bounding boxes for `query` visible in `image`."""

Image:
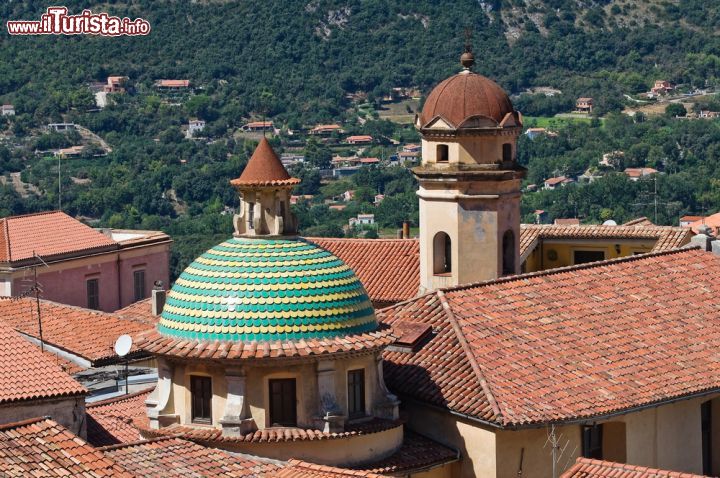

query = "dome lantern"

[230,137,300,237]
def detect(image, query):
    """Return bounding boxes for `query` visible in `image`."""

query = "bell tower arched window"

[502,230,515,276]
[436,144,449,163]
[502,143,513,162]
[433,232,452,275]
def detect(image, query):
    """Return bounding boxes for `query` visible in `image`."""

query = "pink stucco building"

[0,211,171,312]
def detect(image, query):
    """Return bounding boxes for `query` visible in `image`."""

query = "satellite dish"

[114,334,133,357]
[602,220,617,226]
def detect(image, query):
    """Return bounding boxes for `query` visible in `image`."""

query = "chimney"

[402,221,410,239]
[152,281,166,316]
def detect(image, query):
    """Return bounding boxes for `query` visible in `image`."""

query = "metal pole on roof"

[32,251,49,353]
[58,154,61,211]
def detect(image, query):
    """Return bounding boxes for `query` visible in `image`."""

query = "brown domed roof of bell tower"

[419,53,517,129]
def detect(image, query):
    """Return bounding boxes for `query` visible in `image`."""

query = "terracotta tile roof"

[86,388,154,447]
[278,459,387,478]
[157,79,190,88]
[381,293,501,423]
[0,297,153,365]
[136,323,394,362]
[355,431,458,475]
[117,297,159,325]
[231,137,300,187]
[561,458,709,478]
[519,223,692,260]
[0,322,86,404]
[136,416,402,445]
[689,212,720,234]
[42,349,86,375]
[380,248,720,427]
[103,437,282,477]
[0,211,116,263]
[307,238,420,304]
[622,216,655,226]
[0,417,132,477]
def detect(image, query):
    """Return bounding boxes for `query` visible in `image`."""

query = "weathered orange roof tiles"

[0,418,132,477]
[380,248,720,427]
[103,437,282,477]
[561,458,709,478]
[0,211,116,263]
[0,297,153,365]
[230,137,300,187]
[0,322,86,404]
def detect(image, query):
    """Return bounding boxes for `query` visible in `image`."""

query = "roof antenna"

[12,251,49,352]
[461,27,475,71]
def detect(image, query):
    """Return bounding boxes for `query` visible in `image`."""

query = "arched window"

[502,143,513,162]
[433,232,452,274]
[502,230,515,276]
[436,144,449,162]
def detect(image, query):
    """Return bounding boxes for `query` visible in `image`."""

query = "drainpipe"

[116,252,122,310]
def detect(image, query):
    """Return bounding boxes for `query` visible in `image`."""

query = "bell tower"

[414,49,526,293]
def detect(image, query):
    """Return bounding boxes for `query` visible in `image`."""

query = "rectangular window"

[347,369,366,419]
[248,202,255,230]
[269,378,297,427]
[190,376,212,424]
[582,424,603,459]
[86,278,99,310]
[133,269,146,302]
[573,250,605,265]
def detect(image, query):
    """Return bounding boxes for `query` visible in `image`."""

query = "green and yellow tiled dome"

[157,238,377,342]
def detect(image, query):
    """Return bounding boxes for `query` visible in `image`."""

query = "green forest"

[1,0,720,277]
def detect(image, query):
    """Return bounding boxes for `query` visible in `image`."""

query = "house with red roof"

[346,135,373,144]
[0,211,171,312]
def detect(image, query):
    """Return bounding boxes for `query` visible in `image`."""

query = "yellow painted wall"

[402,401,496,478]
[524,240,657,273]
[170,354,378,430]
[403,394,720,478]
[495,425,581,478]
[217,424,404,466]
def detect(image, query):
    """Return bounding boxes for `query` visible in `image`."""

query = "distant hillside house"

[651,80,674,96]
[576,97,593,113]
[0,212,171,312]
[349,213,375,227]
[54,145,84,158]
[104,76,128,93]
[187,119,205,138]
[1,105,15,116]
[402,143,421,153]
[240,120,273,132]
[155,79,190,89]
[543,175,575,190]
[700,110,720,119]
[624,167,658,181]
[346,134,373,144]
[360,157,380,165]
[309,124,343,135]
[47,122,76,132]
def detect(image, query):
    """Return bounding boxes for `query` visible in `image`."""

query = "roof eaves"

[436,290,502,422]
[440,245,702,295]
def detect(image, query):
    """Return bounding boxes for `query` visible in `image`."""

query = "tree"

[665,103,687,118]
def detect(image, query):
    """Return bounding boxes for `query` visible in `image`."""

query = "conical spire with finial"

[231,137,300,187]
[460,27,475,71]
[231,138,299,237]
